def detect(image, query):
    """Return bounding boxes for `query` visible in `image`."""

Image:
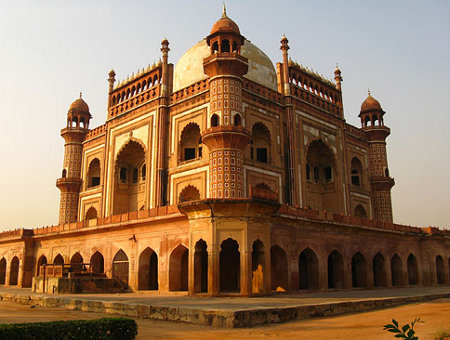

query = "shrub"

[383,318,420,340]
[0,317,137,340]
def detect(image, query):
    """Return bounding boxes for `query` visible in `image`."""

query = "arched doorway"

[0,258,6,284]
[85,207,98,220]
[113,140,146,214]
[354,205,367,219]
[90,251,104,274]
[53,254,64,265]
[194,240,208,293]
[9,256,19,285]
[270,245,288,291]
[220,238,240,292]
[407,254,418,285]
[36,255,47,276]
[112,249,129,287]
[328,250,344,289]
[298,248,319,290]
[169,244,188,291]
[351,252,366,288]
[436,255,445,284]
[251,240,265,293]
[373,253,386,287]
[138,247,158,290]
[70,252,83,272]
[391,254,403,286]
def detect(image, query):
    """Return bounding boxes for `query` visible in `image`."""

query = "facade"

[0,10,449,296]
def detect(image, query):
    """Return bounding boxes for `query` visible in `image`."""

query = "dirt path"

[0,299,449,339]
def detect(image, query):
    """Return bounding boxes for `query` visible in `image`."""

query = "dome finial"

[79,91,82,99]
[368,88,371,96]
[222,2,227,18]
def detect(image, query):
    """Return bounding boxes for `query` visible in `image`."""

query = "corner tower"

[56,94,91,224]
[202,7,251,198]
[359,92,394,222]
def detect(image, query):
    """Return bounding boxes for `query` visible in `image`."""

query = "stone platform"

[1,286,449,328]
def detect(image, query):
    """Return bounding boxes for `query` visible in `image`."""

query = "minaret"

[56,94,91,224]
[359,92,395,222]
[201,6,251,199]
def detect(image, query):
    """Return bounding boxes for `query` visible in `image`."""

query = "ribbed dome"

[69,96,90,114]
[361,94,382,112]
[173,39,277,92]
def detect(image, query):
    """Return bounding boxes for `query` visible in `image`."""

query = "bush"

[0,317,137,340]
[383,318,420,340]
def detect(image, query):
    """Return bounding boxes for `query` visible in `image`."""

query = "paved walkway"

[1,286,449,327]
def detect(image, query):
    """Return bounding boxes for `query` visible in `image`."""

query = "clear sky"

[0,0,449,231]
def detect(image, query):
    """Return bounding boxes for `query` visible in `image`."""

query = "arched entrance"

[70,252,83,272]
[298,248,319,290]
[90,251,104,274]
[328,250,344,289]
[436,256,445,284]
[251,240,265,293]
[373,253,386,287]
[138,247,158,290]
[391,254,403,286]
[9,256,19,285]
[220,238,240,292]
[270,245,288,291]
[0,258,6,284]
[194,240,208,293]
[53,254,64,265]
[169,244,188,291]
[351,252,366,288]
[36,255,47,276]
[407,254,418,285]
[112,249,129,287]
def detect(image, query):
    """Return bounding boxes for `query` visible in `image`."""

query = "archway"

[36,255,47,276]
[194,240,208,293]
[0,258,6,284]
[350,157,363,186]
[436,255,445,284]
[180,123,201,162]
[113,140,146,214]
[251,123,271,163]
[138,247,158,290]
[373,253,387,287]
[112,249,129,287]
[169,244,188,291]
[9,256,19,285]
[179,185,200,203]
[53,254,64,265]
[351,252,366,288]
[85,207,98,220]
[354,205,367,219]
[90,251,104,274]
[391,254,403,286]
[220,238,240,292]
[251,240,265,293]
[70,252,83,272]
[270,245,288,291]
[299,248,319,290]
[328,250,344,289]
[407,254,418,285]
[87,158,101,188]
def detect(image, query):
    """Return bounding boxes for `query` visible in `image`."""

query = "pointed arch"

[354,205,367,218]
[391,254,403,286]
[351,252,367,288]
[9,256,19,285]
[220,238,240,292]
[271,244,288,291]
[251,239,265,293]
[194,239,208,293]
[138,247,158,290]
[0,258,6,284]
[351,157,363,187]
[70,252,83,272]
[328,249,344,289]
[299,247,319,290]
[407,253,418,285]
[180,123,201,162]
[169,244,188,291]
[251,122,271,163]
[85,207,98,220]
[373,253,387,287]
[112,249,129,287]
[53,254,64,265]
[436,255,445,284]
[90,251,104,274]
[36,255,47,276]
[87,158,101,188]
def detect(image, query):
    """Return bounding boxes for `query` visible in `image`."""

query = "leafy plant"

[383,318,421,340]
[434,328,450,340]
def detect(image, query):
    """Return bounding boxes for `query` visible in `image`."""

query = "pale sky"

[0,1,449,231]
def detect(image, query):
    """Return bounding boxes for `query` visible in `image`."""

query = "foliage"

[434,329,450,340]
[383,318,420,340]
[0,317,137,340]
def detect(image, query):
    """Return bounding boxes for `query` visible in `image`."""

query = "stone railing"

[170,79,209,104]
[85,124,106,140]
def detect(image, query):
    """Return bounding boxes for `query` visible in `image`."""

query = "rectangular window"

[132,168,138,183]
[119,167,127,182]
[313,167,320,182]
[324,166,333,181]
[256,148,268,163]
[91,177,100,187]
